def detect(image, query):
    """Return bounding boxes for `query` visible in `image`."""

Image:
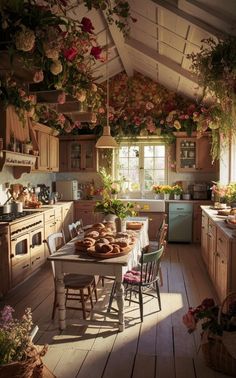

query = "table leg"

[116,281,125,332]
[56,273,66,330]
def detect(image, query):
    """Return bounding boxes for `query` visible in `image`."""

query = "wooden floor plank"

[132,354,156,378]
[1,243,231,378]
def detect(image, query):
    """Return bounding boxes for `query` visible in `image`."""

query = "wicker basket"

[201,293,236,377]
[0,345,48,378]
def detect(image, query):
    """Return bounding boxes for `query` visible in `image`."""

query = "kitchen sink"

[122,199,165,212]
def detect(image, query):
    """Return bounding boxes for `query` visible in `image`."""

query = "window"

[115,142,166,191]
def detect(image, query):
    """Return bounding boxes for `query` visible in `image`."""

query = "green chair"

[108,245,164,322]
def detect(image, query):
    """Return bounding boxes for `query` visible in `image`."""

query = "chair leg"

[159,265,163,287]
[88,286,93,309]
[80,289,87,319]
[93,280,98,302]
[139,287,143,322]
[52,290,57,320]
[107,281,116,313]
[155,281,161,310]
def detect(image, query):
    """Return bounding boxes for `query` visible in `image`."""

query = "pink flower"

[81,17,94,34]
[18,89,26,97]
[182,311,197,333]
[57,92,66,104]
[146,101,154,110]
[147,123,156,133]
[98,107,105,114]
[63,47,78,61]
[33,70,44,83]
[90,46,102,60]
[201,298,215,309]
[73,120,82,129]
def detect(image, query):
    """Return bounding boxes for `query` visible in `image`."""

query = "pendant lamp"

[95,31,118,149]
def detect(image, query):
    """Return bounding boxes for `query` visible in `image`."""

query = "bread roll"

[97,238,110,244]
[95,243,105,252]
[111,244,120,254]
[115,239,129,248]
[93,223,105,229]
[100,244,113,253]
[85,230,100,238]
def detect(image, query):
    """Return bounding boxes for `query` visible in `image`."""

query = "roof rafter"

[126,37,198,83]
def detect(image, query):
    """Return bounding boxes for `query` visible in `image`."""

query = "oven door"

[30,227,45,271]
[11,233,31,287]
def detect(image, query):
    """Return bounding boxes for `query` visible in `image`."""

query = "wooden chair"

[46,232,97,320]
[68,219,83,240]
[108,245,164,322]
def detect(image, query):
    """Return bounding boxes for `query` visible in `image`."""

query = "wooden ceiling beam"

[126,37,198,83]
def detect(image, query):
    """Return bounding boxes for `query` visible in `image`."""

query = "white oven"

[10,214,44,287]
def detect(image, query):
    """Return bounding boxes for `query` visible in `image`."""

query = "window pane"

[144,146,154,157]
[144,157,154,169]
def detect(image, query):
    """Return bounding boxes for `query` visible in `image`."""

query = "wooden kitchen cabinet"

[32,122,59,172]
[201,210,208,266]
[138,212,164,240]
[61,202,74,242]
[207,218,216,282]
[74,201,102,227]
[193,204,202,243]
[59,135,97,172]
[176,134,218,173]
[215,228,229,303]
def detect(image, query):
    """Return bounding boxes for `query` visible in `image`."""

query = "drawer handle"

[36,257,41,261]
[218,238,223,243]
[23,264,29,269]
[208,234,212,238]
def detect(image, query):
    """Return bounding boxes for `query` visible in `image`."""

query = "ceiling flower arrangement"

[0,76,36,125]
[33,104,82,134]
[0,0,105,110]
[95,72,222,150]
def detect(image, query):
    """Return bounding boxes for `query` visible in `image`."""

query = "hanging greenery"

[187,36,236,159]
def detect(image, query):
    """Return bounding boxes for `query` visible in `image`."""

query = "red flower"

[63,47,78,61]
[90,46,102,60]
[201,298,215,309]
[81,17,94,34]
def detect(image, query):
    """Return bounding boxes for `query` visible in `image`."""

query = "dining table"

[48,218,149,332]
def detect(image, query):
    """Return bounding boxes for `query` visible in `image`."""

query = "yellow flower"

[15,26,35,52]
[174,120,181,130]
[50,60,63,75]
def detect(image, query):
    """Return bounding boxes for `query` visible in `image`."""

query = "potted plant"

[160,185,173,200]
[94,198,136,231]
[172,185,183,200]
[225,183,236,208]
[0,305,49,377]
[152,184,162,199]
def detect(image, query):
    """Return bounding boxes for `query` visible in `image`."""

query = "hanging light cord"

[106,29,109,129]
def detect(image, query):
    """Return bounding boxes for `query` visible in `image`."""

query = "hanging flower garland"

[95,72,224,153]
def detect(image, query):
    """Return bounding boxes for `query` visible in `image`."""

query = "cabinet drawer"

[44,210,55,222]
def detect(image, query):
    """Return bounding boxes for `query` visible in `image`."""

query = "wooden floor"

[1,243,232,378]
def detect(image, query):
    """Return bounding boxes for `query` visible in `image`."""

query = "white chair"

[68,219,83,240]
[46,232,97,320]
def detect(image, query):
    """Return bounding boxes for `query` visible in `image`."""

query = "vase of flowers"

[172,185,183,200]
[152,185,162,199]
[0,306,49,378]
[160,185,173,200]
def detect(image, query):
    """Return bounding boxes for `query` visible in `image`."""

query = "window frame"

[114,139,168,192]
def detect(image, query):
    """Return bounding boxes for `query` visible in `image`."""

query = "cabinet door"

[59,140,69,171]
[74,203,96,227]
[215,229,229,302]
[207,219,216,281]
[68,141,82,171]
[49,136,59,172]
[176,137,197,172]
[37,132,50,171]
[201,211,208,266]
[197,136,218,173]
[193,204,202,243]
[62,203,74,242]
[81,141,97,171]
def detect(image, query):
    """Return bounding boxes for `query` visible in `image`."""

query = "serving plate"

[225,219,236,229]
[86,246,132,259]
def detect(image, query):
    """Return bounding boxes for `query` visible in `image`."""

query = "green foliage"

[94,198,136,219]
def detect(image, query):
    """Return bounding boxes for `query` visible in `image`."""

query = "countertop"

[201,205,236,240]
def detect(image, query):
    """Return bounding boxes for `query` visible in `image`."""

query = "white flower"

[43,43,59,60]
[50,60,63,75]
[91,83,97,92]
[15,26,35,52]
[76,91,86,102]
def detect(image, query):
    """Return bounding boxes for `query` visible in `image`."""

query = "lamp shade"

[95,126,118,148]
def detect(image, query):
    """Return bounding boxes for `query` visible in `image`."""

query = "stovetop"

[0,211,41,223]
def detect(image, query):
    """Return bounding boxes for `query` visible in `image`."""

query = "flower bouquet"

[183,294,236,376]
[0,305,49,378]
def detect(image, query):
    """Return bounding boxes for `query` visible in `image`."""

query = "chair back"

[46,232,65,277]
[140,245,164,286]
[68,219,83,240]
[156,214,167,239]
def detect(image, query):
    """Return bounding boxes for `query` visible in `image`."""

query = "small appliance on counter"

[37,184,51,204]
[189,183,208,200]
[55,180,79,200]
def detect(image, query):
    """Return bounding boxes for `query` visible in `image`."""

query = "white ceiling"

[79,0,236,101]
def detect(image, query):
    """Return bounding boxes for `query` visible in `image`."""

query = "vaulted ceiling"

[77,0,236,101]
